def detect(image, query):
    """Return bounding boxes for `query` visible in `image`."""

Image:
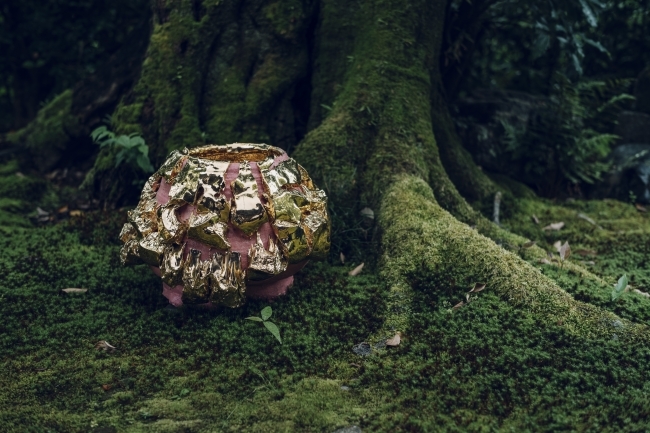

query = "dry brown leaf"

[69,210,83,217]
[102,384,112,391]
[575,249,597,256]
[532,214,540,224]
[469,283,486,293]
[633,289,650,298]
[559,242,571,261]
[95,341,116,351]
[348,263,364,276]
[539,258,552,265]
[522,241,536,249]
[340,252,345,264]
[553,241,562,253]
[452,301,465,310]
[543,222,565,231]
[635,203,647,212]
[385,332,401,347]
[61,288,87,293]
[57,205,69,214]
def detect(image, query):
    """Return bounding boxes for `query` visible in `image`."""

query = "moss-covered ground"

[3,161,650,432]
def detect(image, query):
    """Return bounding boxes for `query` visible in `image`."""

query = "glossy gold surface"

[138,232,166,266]
[247,233,287,280]
[181,249,211,304]
[261,159,302,195]
[189,143,283,163]
[208,252,246,308]
[160,243,185,286]
[187,212,230,250]
[230,162,268,236]
[128,198,158,237]
[119,143,330,308]
[196,160,230,215]
[120,239,141,266]
[168,157,202,203]
[158,202,187,244]
[158,148,188,182]
[119,222,138,244]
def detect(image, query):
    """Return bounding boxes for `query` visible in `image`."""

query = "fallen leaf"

[522,241,536,248]
[553,241,562,253]
[102,384,112,391]
[469,283,486,293]
[385,332,401,347]
[452,301,465,310]
[633,289,650,298]
[15,171,25,178]
[340,252,345,264]
[57,205,69,214]
[539,258,552,265]
[635,203,647,212]
[543,222,565,231]
[69,210,83,217]
[575,249,597,256]
[36,207,49,217]
[61,288,87,293]
[577,212,597,225]
[532,214,540,224]
[465,293,470,302]
[349,363,361,368]
[95,341,116,351]
[559,242,571,261]
[349,263,364,276]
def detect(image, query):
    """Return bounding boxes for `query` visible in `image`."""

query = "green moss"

[3,210,650,431]
[7,90,82,172]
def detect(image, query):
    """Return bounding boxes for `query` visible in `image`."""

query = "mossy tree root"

[292,0,647,342]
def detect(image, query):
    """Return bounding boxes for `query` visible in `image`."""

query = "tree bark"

[93,0,650,342]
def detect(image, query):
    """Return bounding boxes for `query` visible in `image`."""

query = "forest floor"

[2,159,650,432]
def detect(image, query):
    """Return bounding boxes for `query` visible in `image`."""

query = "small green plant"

[611,274,629,302]
[246,306,282,344]
[90,126,154,173]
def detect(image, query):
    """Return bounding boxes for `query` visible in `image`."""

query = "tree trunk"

[97,0,650,342]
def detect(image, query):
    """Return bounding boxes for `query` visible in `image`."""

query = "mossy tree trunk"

[102,0,649,342]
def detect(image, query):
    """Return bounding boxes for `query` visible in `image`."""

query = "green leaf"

[246,316,263,322]
[612,274,629,301]
[261,306,272,321]
[579,0,598,27]
[263,321,282,344]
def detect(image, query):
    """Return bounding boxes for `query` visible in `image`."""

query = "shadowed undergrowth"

[2,165,650,432]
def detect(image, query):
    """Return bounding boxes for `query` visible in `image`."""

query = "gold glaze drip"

[208,252,246,308]
[120,239,141,265]
[247,233,287,280]
[160,243,185,286]
[230,162,268,236]
[181,249,211,304]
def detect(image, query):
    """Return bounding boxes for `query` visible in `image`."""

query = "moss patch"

[3,208,650,431]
